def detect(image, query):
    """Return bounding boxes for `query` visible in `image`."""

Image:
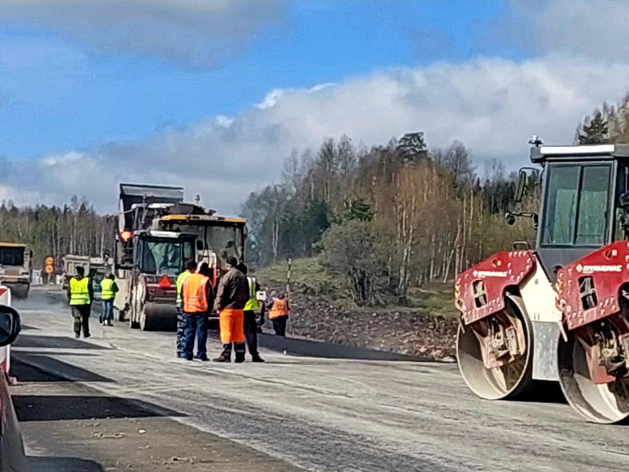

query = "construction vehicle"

[0,244,32,299]
[62,254,113,301]
[114,183,246,331]
[455,142,629,423]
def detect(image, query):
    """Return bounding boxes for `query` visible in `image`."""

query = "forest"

[1,95,627,295]
[0,196,114,270]
[242,94,629,306]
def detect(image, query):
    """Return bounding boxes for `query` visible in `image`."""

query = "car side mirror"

[0,306,21,347]
[515,170,527,203]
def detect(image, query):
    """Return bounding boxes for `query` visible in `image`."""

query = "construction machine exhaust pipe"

[457,295,535,400]
[558,324,629,424]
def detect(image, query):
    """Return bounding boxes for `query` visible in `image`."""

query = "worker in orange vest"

[213,256,249,363]
[181,261,215,361]
[267,292,290,337]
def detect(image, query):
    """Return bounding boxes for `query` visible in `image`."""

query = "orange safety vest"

[182,274,209,313]
[269,298,289,319]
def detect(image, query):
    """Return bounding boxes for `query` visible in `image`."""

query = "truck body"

[114,183,246,331]
[62,254,113,302]
[0,243,32,299]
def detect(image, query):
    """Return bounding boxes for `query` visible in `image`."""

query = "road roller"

[455,141,629,423]
[114,183,247,331]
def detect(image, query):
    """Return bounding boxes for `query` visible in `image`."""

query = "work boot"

[75,332,80,339]
[213,355,231,363]
[235,355,245,364]
[251,356,265,363]
[84,333,91,339]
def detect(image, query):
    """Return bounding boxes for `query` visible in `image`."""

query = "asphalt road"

[9,289,629,471]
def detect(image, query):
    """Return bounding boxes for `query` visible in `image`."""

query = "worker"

[237,263,264,363]
[99,273,118,327]
[181,261,214,361]
[176,259,196,358]
[267,291,290,337]
[213,256,249,363]
[67,266,93,339]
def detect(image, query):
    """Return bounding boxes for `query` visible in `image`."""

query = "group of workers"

[67,266,118,338]
[176,256,290,363]
[67,257,289,362]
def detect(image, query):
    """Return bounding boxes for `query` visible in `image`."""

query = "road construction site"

[8,287,629,472]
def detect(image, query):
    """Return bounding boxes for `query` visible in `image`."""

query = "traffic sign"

[45,265,54,274]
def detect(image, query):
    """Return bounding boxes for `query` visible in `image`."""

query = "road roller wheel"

[457,294,534,400]
[558,322,629,424]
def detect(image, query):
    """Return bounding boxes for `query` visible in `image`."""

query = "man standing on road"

[213,256,248,363]
[176,260,196,358]
[237,263,264,363]
[100,273,118,327]
[67,266,93,339]
[181,261,214,361]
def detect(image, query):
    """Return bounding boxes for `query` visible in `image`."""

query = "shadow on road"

[514,381,568,405]
[15,355,113,382]
[12,360,185,422]
[14,335,111,350]
[28,456,104,472]
[20,325,40,331]
[13,394,184,422]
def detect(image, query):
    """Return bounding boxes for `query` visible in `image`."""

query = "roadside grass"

[255,257,457,318]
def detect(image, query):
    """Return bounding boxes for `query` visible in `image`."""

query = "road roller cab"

[455,142,629,423]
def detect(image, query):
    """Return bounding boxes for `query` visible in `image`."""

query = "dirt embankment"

[278,282,458,361]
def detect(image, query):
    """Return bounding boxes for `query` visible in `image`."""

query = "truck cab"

[0,243,32,299]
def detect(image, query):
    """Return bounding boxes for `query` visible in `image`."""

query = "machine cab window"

[540,163,612,247]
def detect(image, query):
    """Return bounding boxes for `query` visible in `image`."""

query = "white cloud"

[0,0,285,69]
[488,0,629,61]
[2,56,629,215]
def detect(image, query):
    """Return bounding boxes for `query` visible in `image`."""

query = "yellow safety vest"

[100,279,114,300]
[244,277,259,311]
[70,277,90,306]
[176,271,192,303]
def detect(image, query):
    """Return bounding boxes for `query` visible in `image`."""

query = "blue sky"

[0,1,519,160]
[1,0,628,212]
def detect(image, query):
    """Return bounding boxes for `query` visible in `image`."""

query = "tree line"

[0,196,114,269]
[242,133,538,306]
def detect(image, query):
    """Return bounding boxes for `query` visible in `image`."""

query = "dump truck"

[0,243,32,299]
[62,254,114,301]
[114,183,246,331]
[455,142,629,423]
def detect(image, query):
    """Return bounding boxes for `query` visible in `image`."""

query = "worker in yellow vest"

[176,260,196,358]
[267,292,290,337]
[99,274,118,327]
[237,263,264,363]
[67,266,93,338]
[181,262,214,361]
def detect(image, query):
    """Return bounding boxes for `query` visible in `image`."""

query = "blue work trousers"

[102,299,114,323]
[183,312,208,360]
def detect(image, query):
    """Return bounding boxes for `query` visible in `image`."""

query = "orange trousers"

[219,309,245,344]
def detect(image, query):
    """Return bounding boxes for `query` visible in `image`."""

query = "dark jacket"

[214,267,249,311]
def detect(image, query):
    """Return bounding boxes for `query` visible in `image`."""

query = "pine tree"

[578,112,609,144]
